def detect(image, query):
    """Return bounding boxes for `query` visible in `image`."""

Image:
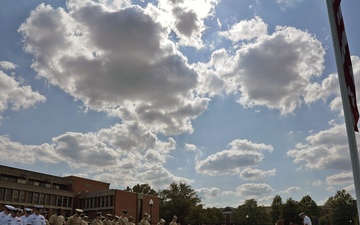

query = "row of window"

[80,196,114,209]
[0,188,72,207]
[0,174,68,190]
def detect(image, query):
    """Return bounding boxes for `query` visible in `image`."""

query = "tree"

[132,184,158,196]
[271,195,283,224]
[298,195,321,223]
[159,182,201,225]
[186,206,222,225]
[281,198,300,224]
[325,190,357,225]
[233,199,270,225]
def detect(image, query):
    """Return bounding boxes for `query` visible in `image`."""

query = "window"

[57,196,63,206]
[109,196,113,207]
[68,197,72,207]
[101,196,106,207]
[33,192,39,204]
[1,175,17,182]
[19,191,25,203]
[28,192,33,203]
[0,188,5,201]
[34,181,40,186]
[45,194,51,205]
[13,190,19,202]
[17,179,27,184]
[5,189,13,201]
[62,197,68,207]
[39,193,45,205]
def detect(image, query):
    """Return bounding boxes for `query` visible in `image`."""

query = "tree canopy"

[131,183,158,196]
[159,182,201,225]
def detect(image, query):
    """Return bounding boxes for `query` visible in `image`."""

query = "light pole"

[149,199,153,225]
[246,215,249,225]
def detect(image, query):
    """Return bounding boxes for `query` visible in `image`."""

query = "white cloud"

[219,16,268,42]
[196,187,221,199]
[326,172,353,185]
[154,0,219,48]
[240,168,276,180]
[287,123,356,170]
[195,139,273,176]
[184,143,197,151]
[0,65,46,115]
[312,180,323,186]
[279,186,301,194]
[0,136,61,164]
[276,0,304,10]
[0,61,17,70]
[235,183,274,198]
[19,2,210,136]
[198,25,325,115]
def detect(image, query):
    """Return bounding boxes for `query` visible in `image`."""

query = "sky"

[1,0,360,208]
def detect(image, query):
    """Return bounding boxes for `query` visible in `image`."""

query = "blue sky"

[1,0,360,208]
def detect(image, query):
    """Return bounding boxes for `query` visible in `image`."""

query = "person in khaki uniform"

[168,216,177,225]
[80,214,89,225]
[103,214,112,225]
[128,217,135,225]
[91,212,103,225]
[49,209,65,225]
[117,210,128,225]
[67,209,83,225]
[40,211,49,225]
[156,219,165,225]
[138,213,150,225]
[112,216,119,225]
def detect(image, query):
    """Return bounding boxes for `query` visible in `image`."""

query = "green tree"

[233,199,270,225]
[159,182,201,225]
[185,205,206,225]
[186,206,223,225]
[298,195,321,222]
[271,195,283,224]
[281,198,300,224]
[325,190,357,225]
[132,184,158,196]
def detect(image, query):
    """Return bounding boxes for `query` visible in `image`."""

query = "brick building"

[0,165,159,223]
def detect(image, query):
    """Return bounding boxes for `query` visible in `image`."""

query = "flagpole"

[326,0,360,217]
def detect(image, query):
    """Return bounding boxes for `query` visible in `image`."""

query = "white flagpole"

[326,0,360,217]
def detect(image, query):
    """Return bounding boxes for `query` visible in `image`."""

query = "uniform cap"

[128,216,133,220]
[144,212,149,216]
[106,214,112,217]
[299,212,305,216]
[173,216,178,219]
[84,216,89,219]
[95,212,102,216]
[24,208,32,213]
[122,209,128,214]
[17,208,23,213]
[34,206,43,210]
[6,205,16,211]
[159,219,165,224]
[75,209,84,213]
[115,215,120,219]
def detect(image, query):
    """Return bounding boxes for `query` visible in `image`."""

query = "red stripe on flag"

[332,0,359,131]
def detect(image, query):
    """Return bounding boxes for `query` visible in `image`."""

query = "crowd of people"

[0,205,176,225]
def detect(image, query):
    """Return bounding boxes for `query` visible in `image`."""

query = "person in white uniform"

[299,212,312,225]
[8,206,22,225]
[27,206,45,225]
